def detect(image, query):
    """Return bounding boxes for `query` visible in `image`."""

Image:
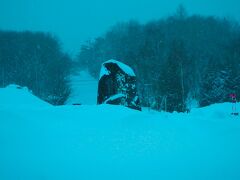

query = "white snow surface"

[104,93,125,103]
[0,84,50,108]
[99,65,110,80]
[99,59,136,79]
[67,71,98,105]
[1,85,240,180]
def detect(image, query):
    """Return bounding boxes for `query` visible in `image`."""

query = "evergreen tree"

[200,59,229,107]
[76,6,240,111]
[0,31,72,105]
[158,40,188,112]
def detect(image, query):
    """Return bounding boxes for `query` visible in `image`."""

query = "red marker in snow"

[230,93,238,115]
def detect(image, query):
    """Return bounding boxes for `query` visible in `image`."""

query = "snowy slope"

[1,85,240,180]
[0,84,50,108]
[67,71,98,105]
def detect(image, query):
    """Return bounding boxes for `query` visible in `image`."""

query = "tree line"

[77,6,240,112]
[1,6,240,111]
[0,31,71,105]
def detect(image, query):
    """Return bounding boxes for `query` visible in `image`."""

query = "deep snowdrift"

[0,85,240,180]
[0,84,50,108]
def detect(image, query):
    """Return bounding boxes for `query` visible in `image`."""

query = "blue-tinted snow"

[0,84,50,108]
[99,64,110,80]
[1,85,240,180]
[104,93,125,103]
[99,59,136,79]
[67,71,98,105]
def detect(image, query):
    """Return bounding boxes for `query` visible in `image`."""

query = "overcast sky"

[1,0,240,56]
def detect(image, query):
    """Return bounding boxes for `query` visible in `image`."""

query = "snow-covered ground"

[67,70,98,105]
[1,85,240,180]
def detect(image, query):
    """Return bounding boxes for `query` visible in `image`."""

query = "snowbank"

[0,84,50,108]
[0,85,240,180]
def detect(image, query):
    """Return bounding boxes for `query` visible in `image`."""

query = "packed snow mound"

[190,102,234,119]
[67,70,98,105]
[0,84,50,108]
[100,59,136,79]
[1,85,240,180]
